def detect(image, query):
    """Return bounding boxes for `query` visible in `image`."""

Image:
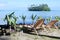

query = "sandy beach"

[0,29,60,40]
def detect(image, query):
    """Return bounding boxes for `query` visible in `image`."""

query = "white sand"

[0,29,60,40]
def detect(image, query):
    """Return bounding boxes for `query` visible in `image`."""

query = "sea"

[0,10,60,25]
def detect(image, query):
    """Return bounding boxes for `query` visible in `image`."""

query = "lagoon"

[0,10,60,25]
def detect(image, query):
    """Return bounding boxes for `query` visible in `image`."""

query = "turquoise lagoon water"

[0,10,60,25]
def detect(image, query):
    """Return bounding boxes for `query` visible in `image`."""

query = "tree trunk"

[32,20,34,25]
[23,20,25,25]
[23,20,25,27]
[9,26,11,33]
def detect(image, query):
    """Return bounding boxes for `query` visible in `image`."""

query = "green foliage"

[37,16,42,20]
[8,12,15,18]
[4,12,18,30]
[31,14,37,20]
[20,15,26,24]
[55,16,60,21]
[29,4,51,11]
[20,15,26,21]
[13,15,18,22]
[31,14,37,24]
[46,16,52,23]
[4,12,15,25]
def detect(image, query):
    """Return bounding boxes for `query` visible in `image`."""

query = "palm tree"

[4,12,17,32]
[4,12,14,29]
[31,14,37,25]
[20,15,27,33]
[31,14,39,37]
[20,15,26,25]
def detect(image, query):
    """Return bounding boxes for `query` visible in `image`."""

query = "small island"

[28,4,51,11]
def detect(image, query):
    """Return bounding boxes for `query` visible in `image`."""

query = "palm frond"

[37,16,42,20]
[55,16,60,21]
[3,15,7,21]
[31,14,37,20]
[8,12,15,18]
[13,16,18,21]
[20,15,26,21]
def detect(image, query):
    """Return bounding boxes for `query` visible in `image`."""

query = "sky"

[0,0,60,10]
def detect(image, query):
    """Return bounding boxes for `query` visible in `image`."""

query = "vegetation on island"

[28,4,51,11]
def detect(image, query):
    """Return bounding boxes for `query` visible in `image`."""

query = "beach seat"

[33,19,45,30]
[23,19,45,33]
[45,20,58,30]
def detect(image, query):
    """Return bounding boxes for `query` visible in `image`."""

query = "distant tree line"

[28,4,51,11]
